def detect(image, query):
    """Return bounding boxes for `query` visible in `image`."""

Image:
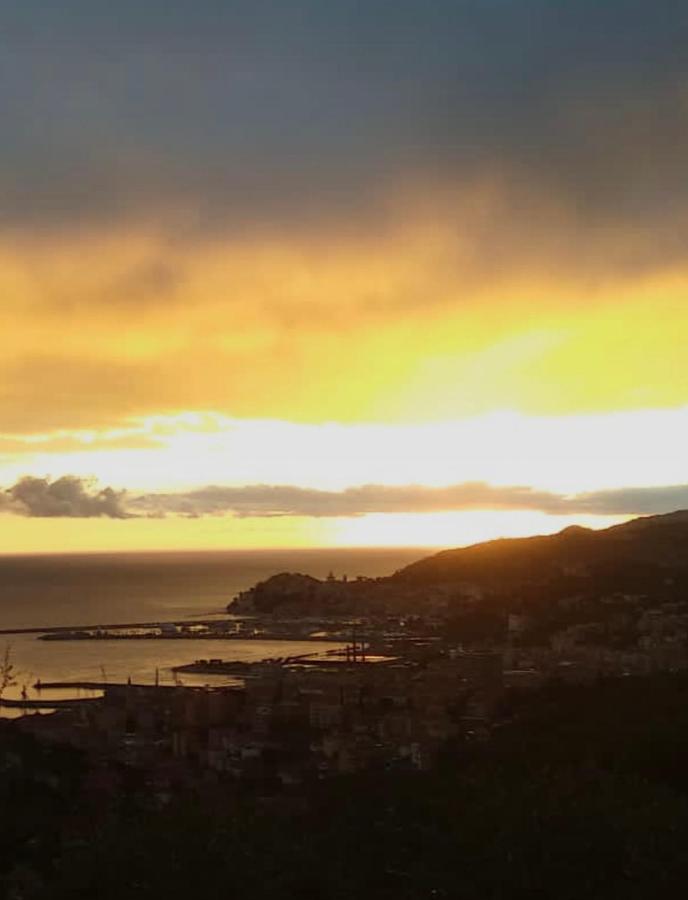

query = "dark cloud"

[129,481,688,519]
[131,482,562,518]
[2,476,688,519]
[569,485,688,516]
[1,1,688,271]
[0,476,129,518]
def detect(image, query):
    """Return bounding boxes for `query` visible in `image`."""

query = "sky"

[1,0,688,552]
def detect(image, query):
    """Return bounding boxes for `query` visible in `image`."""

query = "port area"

[1,681,105,712]
[172,645,398,677]
[2,679,206,712]
[0,695,102,710]
[38,630,342,642]
[0,618,232,637]
[18,646,399,693]
[1,615,375,644]
[0,615,358,644]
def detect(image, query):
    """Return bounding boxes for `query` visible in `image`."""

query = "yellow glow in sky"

[2,407,687,495]
[2,4,688,556]
[331,510,628,549]
[0,509,628,556]
[1,199,687,552]
[1,220,688,434]
[0,406,685,552]
[0,513,333,555]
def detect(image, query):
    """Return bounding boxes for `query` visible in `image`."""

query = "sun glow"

[3,406,687,496]
[332,510,628,548]
[0,406,685,552]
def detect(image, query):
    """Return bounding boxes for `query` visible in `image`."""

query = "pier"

[0,617,230,637]
[0,695,101,710]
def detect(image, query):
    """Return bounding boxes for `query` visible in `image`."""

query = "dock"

[0,617,231,637]
[1,696,101,710]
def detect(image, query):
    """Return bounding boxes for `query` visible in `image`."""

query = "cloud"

[568,485,688,516]
[129,481,688,519]
[0,432,163,455]
[2,476,688,520]
[0,476,130,518]
[1,3,688,433]
[1,0,687,266]
[130,482,561,518]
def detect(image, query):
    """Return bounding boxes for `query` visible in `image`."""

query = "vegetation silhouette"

[3,671,688,898]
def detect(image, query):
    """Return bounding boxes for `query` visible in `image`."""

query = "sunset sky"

[1,1,687,552]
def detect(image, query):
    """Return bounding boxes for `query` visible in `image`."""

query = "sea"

[0,547,426,716]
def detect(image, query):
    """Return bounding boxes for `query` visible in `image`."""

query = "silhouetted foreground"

[3,671,688,898]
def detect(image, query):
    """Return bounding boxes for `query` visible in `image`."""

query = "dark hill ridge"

[392,510,688,589]
[230,510,688,616]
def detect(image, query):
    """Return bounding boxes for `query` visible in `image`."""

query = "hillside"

[393,511,688,591]
[229,511,688,617]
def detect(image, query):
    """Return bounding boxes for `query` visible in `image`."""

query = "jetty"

[38,629,340,642]
[0,617,231,637]
[0,695,101,710]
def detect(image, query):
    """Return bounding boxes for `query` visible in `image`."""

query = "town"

[8,556,688,798]
[3,512,688,897]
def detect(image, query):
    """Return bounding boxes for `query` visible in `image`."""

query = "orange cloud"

[1,206,688,436]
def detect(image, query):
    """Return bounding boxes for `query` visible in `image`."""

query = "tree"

[0,644,17,702]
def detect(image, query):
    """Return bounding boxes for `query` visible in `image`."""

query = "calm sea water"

[0,548,425,713]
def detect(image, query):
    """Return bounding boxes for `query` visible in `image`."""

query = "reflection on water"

[0,548,421,629]
[0,547,418,718]
[0,637,345,717]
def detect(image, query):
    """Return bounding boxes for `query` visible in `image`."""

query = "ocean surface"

[0,547,426,714]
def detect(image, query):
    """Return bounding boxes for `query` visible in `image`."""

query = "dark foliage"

[3,672,688,898]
